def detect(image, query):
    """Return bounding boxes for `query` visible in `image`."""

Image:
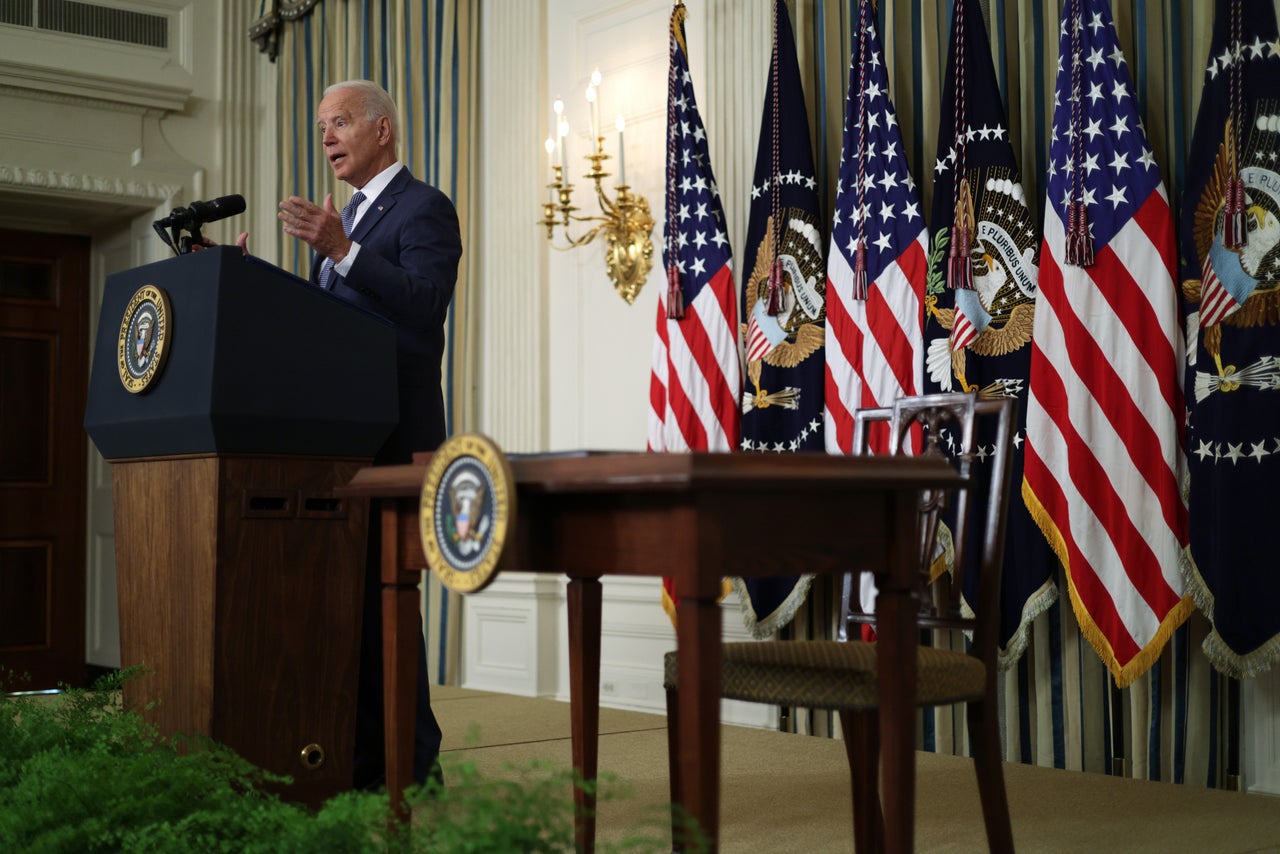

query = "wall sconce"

[539,72,654,305]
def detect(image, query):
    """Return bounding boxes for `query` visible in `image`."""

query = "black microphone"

[155,194,246,228]
[188,194,246,224]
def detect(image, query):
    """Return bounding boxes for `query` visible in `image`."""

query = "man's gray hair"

[324,80,400,148]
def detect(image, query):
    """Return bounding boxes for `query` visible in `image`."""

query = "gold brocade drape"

[260,0,479,687]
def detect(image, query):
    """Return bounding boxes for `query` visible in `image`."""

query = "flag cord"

[946,0,974,289]
[851,0,869,301]
[664,4,685,319]
[765,0,785,316]
[1225,0,1247,249]
[1065,0,1095,267]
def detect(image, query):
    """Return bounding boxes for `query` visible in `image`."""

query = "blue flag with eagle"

[923,0,1056,666]
[733,0,824,638]
[1179,0,1280,677]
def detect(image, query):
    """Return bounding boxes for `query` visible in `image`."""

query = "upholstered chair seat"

[663,392,1017,853]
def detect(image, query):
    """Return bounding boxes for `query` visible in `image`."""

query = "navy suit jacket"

[310,167,462,463]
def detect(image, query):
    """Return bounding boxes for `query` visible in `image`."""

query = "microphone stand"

[152,210,206,256]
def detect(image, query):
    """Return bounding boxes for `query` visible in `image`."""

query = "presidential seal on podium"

[117,284,171,394]
[419,433,514,594]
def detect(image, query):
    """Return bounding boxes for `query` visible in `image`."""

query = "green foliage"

[0,669,693,853]
[927,225,949,297]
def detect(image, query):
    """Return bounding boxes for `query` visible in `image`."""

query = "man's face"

[316,89,388,188]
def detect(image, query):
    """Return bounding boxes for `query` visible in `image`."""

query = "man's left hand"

[279,194,351,262]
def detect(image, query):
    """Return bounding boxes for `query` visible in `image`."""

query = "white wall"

[467,0,776,728]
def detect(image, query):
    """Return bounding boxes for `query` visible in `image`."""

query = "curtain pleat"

[269,0,476,687]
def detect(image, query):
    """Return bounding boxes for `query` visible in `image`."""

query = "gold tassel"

[765,257,785,315]
[851,238,868,301]
[1224,177,1247,250]
[1065,201,1094,268]
[666,265,684,319]
[947,222,973,289]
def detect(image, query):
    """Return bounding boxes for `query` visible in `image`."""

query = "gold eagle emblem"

[741,212,825,402]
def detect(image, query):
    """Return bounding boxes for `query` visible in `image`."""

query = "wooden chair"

[663,392,1016,853]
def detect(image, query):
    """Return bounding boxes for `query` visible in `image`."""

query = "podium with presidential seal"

[83,245,397,807]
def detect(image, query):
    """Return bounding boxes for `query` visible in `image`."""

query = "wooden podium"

[84,247,398,806]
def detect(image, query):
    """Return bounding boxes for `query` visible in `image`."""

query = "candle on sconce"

[585,85,598,142]
[615,114,626,186]
[558,117,570,180]
[590,68,602,142]
[553,97,566,178]
[544,136,556,200]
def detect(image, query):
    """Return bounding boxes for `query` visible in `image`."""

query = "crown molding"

[0,59,189,112]
[0,163,178,205]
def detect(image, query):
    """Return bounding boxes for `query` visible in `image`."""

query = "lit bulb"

[545,137,556,154]
[615,114,625,132]
[553,97,564,116]
[585,86,596,104]
[591,68,602,87]
[558,118,569,138]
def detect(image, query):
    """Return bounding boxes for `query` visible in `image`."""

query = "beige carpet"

[433,685,1280,853]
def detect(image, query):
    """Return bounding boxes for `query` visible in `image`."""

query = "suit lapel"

[348,166,411,244]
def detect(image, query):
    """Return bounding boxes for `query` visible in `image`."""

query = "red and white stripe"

[648,263,742,452]
[1024,188,1189,686]
[1198,249,1245,328]
[823,229,928,455]
[950,305,979,352]
[745,311,772,363]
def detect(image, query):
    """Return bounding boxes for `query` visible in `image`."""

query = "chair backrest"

[840,392,1016,664]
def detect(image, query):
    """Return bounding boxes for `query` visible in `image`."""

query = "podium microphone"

[188,194,247,224]
[153,194,246,254]
[155,194,246,229]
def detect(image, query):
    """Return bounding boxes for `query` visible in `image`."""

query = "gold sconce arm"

[538,138,654,305]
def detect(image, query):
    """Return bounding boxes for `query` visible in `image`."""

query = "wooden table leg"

[567,576,602,854]
[675,594,722,852]
[877,497,919,854]
[381,502,418,824]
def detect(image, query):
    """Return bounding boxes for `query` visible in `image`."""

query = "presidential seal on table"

[419,433,514,593]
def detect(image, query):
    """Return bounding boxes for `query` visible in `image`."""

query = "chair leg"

[666,685,685,852]
[840,708,883,854]
[967,698,1013,854]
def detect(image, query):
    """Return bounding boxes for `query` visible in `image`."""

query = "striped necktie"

[318,190,365,289]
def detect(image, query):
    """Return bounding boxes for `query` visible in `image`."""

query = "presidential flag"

[924,0,1055,666]
[1178,0,1280,677]
[1024,0,1191,688]
[650,1,741,618]
[733,0,822,638]
[824,0,927,459]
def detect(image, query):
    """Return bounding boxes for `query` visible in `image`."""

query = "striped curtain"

[264,0,479,687]
[778,0,1238,788]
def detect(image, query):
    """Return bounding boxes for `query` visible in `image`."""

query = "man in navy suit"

[278,79,461,791]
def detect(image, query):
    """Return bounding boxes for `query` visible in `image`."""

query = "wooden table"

[340,451,960,852]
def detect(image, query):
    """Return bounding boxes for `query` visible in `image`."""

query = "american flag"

[824,0,926,456]
[1024,0,1191,688]
[648,1,741,455]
